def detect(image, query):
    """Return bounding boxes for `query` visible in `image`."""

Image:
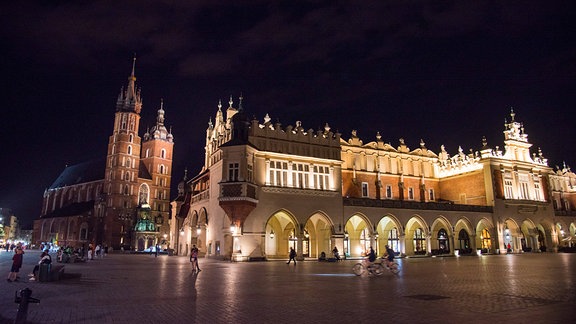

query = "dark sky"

[1,1,575,228]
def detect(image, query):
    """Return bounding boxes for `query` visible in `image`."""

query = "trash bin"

[38,264,51,282]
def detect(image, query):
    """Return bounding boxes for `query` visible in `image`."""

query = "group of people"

[365,245,396,267]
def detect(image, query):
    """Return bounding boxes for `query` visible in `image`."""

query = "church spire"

[116,55,142,113]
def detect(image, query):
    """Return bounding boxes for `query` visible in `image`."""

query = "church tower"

[103,57,144,248]
[140,99,174,243]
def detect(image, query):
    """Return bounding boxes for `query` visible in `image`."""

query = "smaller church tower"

[140,99,174,244]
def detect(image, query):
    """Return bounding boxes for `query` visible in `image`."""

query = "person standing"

[287,247,297,265]
[7,247,23,282]
[190,245,200,271]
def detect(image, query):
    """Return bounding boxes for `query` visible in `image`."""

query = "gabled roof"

[42,200,95,218]
[49,158,105,189]
[138,162,152,180]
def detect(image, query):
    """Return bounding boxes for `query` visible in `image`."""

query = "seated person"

[29,250,52,281]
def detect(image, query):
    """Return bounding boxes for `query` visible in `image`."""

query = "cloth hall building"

[172,102,576,261]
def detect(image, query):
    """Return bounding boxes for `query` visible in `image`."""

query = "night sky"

[1,1,575,228]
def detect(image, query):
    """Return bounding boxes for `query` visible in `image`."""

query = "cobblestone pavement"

[0,250,574,324]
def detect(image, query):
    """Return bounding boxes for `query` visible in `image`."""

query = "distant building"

[172,104,576,261]
[33,59,174,251]
[0,208,18,243]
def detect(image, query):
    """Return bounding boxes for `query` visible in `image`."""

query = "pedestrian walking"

[287,247,297,265]
[7,247,23,282]
[190,245,201,271]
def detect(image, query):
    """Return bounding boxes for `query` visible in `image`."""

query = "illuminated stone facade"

[33,60,174,251]
[174,104,576,260]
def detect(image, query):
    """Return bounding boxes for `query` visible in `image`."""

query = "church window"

[129,134,133,142]
[123,185,129,195]
[138,184,149,205]
[125,172,130,181]
[121,114,127,130]
[80,227,88,241]
[161,149,166,159]
[159,165,165,174]
[126,158,131,168]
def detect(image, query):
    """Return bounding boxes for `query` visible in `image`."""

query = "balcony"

[219,182,259,204]
[343,197,493,213]
[191,190,210,204]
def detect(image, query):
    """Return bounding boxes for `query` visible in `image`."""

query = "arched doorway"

[303,213,333,258]
[375,215,402,256]
[344,214,372,258]
[436,228,449,255]
[458,229,471,253]
[265,210,298,259]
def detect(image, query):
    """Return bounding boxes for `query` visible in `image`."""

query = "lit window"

[386,185,392,199]
[362,182,369,197]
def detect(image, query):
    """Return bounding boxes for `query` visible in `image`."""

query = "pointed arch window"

[360,228,370,253]
[138,184,149,205]
[387,227,399,252]
[458,229,470,250]
[123,185,129,195]
[437,228,449,254]
[161,149,166,159]
[413,228,426,253]
[129,134,134,143]
[480,228,491,250]
[128,146,132,155]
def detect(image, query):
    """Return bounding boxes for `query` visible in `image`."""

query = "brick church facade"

[33,59,174,251]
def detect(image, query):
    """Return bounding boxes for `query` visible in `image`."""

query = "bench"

[38,264,65,282]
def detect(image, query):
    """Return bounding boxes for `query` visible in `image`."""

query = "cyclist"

[383,245,395,267]
[364,246,375,264]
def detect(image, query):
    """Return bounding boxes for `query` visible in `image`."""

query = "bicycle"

[352,259,384,276]
[382,258,400,274]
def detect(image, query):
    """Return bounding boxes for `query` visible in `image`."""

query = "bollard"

[14,288,40,324]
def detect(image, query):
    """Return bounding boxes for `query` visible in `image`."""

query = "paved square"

[0,251,574,323]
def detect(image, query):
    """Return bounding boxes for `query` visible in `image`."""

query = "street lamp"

[196,225,201,235]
